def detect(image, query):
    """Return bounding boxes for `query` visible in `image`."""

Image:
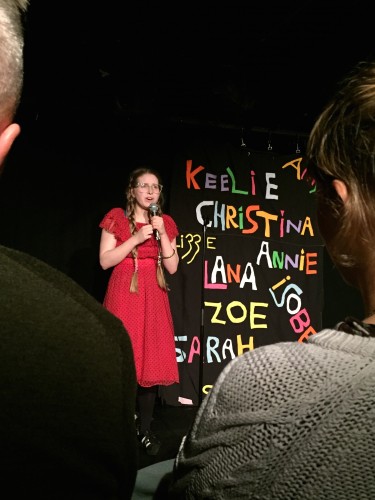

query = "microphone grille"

[149,203,159,214]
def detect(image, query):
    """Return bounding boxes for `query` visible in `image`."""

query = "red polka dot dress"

[99,207,179,387]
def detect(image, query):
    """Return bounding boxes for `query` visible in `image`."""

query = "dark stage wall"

[0,120,363,406]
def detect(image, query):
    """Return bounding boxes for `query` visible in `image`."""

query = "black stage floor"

[137,401,199,470]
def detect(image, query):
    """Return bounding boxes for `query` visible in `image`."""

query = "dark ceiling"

[20,1,375,143]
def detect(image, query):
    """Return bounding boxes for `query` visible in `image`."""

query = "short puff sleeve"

[99,208,130,243]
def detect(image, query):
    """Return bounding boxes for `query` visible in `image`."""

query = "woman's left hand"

[150,215,165,236]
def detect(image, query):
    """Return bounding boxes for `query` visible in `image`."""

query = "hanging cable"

[267,132,273,151]
[240,128,247,148]
[296,135,301,154]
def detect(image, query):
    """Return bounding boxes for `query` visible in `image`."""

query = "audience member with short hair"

[0,1,138,497]
[162,59,375,499]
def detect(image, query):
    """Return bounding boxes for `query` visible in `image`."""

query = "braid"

[127,195,139,293]
[157,259,169,291]
[152,204,169,291]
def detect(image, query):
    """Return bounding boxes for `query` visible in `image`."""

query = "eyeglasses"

[135,182,163,193]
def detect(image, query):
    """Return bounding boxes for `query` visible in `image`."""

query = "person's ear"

[0,123,21,168]
[332,179,349,204]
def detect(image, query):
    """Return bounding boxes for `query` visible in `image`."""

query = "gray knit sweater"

[167,326,375,499]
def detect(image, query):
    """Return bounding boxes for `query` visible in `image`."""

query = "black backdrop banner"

[163,141,324,406]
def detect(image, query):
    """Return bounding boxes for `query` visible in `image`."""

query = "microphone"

[149,203,160,240]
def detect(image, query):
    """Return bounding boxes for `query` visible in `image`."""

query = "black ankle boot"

[138,429,161,456]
